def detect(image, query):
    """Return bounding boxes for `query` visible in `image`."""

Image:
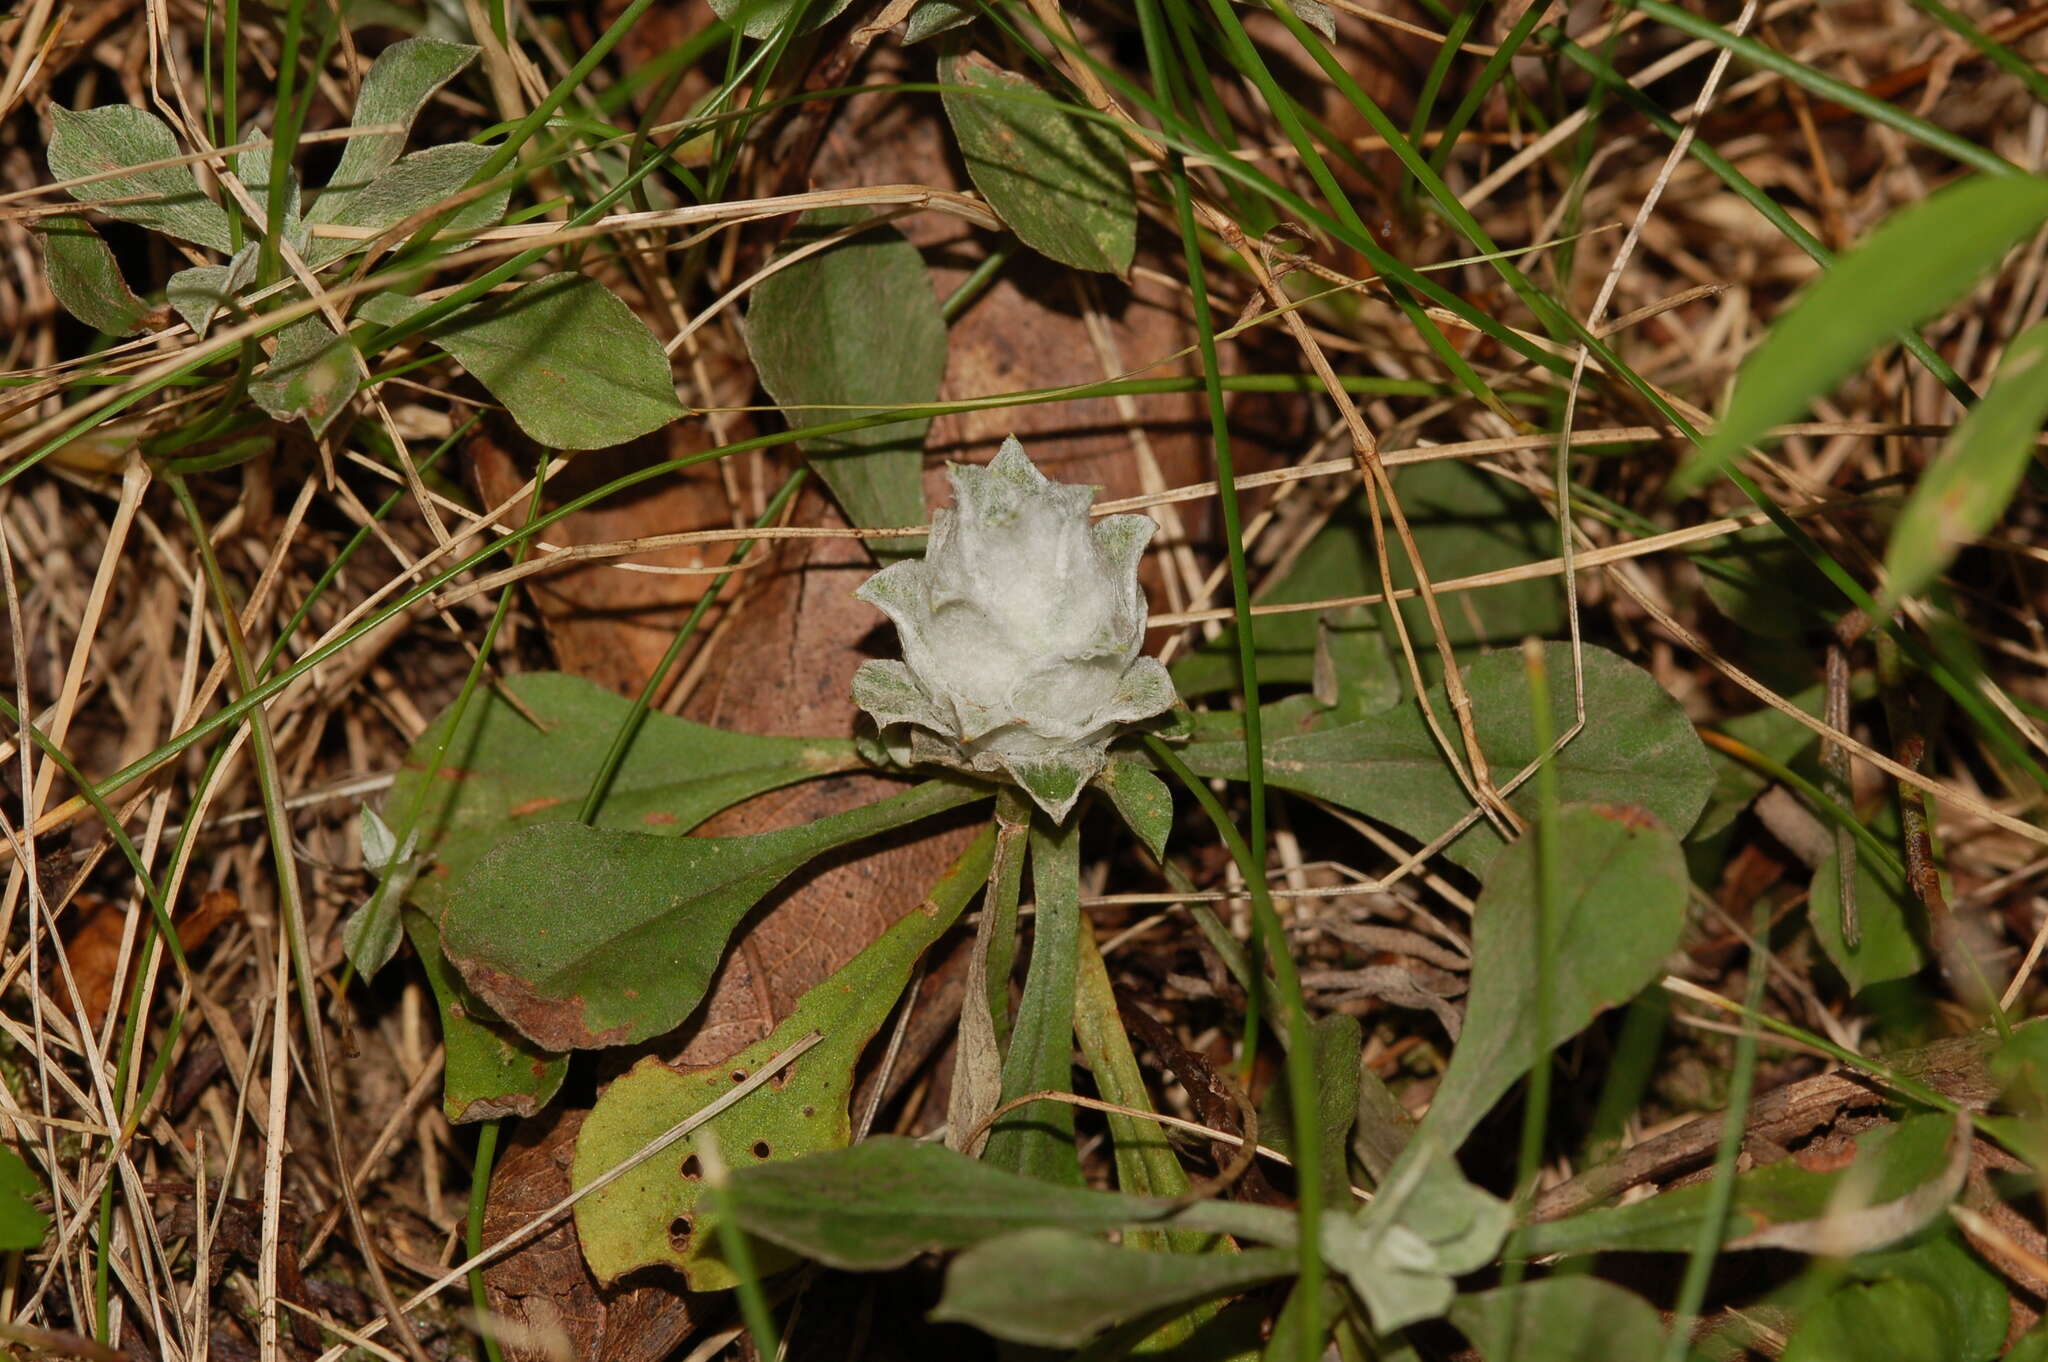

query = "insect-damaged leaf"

[572,830,994,1288]
[743,207,944,545]
[360,273,683,450]
[249,316,360,437]
[940,51,1136,275]
[440,778,988,1050]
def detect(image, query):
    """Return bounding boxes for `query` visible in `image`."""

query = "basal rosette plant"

[851,436,1178,819]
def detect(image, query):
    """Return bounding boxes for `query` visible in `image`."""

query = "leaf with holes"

[1675,174,2048,493]
[440,778,987,1050]
[1883,317,2048,609]
[37,217,152,336]
[46,105,232,252]
[1182,643,1713,873]
[744,207,944,544]
[360,273,683,450]
[932,1231,1297,1348]
[940,52,1136,275]
[572,829,993,1288]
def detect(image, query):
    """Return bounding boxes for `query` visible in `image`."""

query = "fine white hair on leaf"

[852,436,1178,820]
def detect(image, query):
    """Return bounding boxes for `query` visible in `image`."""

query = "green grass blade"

[1882,317,2048,608]
[1674,174,2048,493]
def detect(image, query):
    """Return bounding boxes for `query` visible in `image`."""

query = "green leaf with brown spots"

[571,828,996,1288]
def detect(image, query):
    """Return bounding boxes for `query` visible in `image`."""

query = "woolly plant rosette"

[852,437,1179,820]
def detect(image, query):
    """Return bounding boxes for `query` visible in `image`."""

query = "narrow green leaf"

[940,51,1137,275]
[984,816,1084,1183]
[0,1142,47,1251]
[1516,1114,1963,1258]
[36,217,151,336]
[249,316,360,437]
[360,273,684,450]
[306,143,509,265]
[1450,1278,1666,1362]
[1259,1014,1362,1209]
[404,909,565,1122]
[743,207,944,542]
[724,1136,1297,1270]
[1676,174,2048,493]
[440,778,988,1050]
[314,36,479,215]
[932,1230,1296,1347]
[572,829,995,1287]
[46,105,233,252]
[1406,803,1689,1159]
[1884,318,2048,607]
[1183,643,1714,873]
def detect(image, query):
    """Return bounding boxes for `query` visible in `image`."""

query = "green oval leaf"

[46,105,232,253]
[1411,802,1689,1155]
[440,778,986,1049]
[744,207,944,542]
[1883,316,2048,608]
[404,908,565,1122]
[0,1143,47,1252]
[1184,642,1715,873]
[940,51,1137,275]
[360,273,684,449]
[1449,1278,1666,1362]
[707,0,855,41]
[36,217,151,336]
[932,1231,1296,1348]
[1675,174,2048,493]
